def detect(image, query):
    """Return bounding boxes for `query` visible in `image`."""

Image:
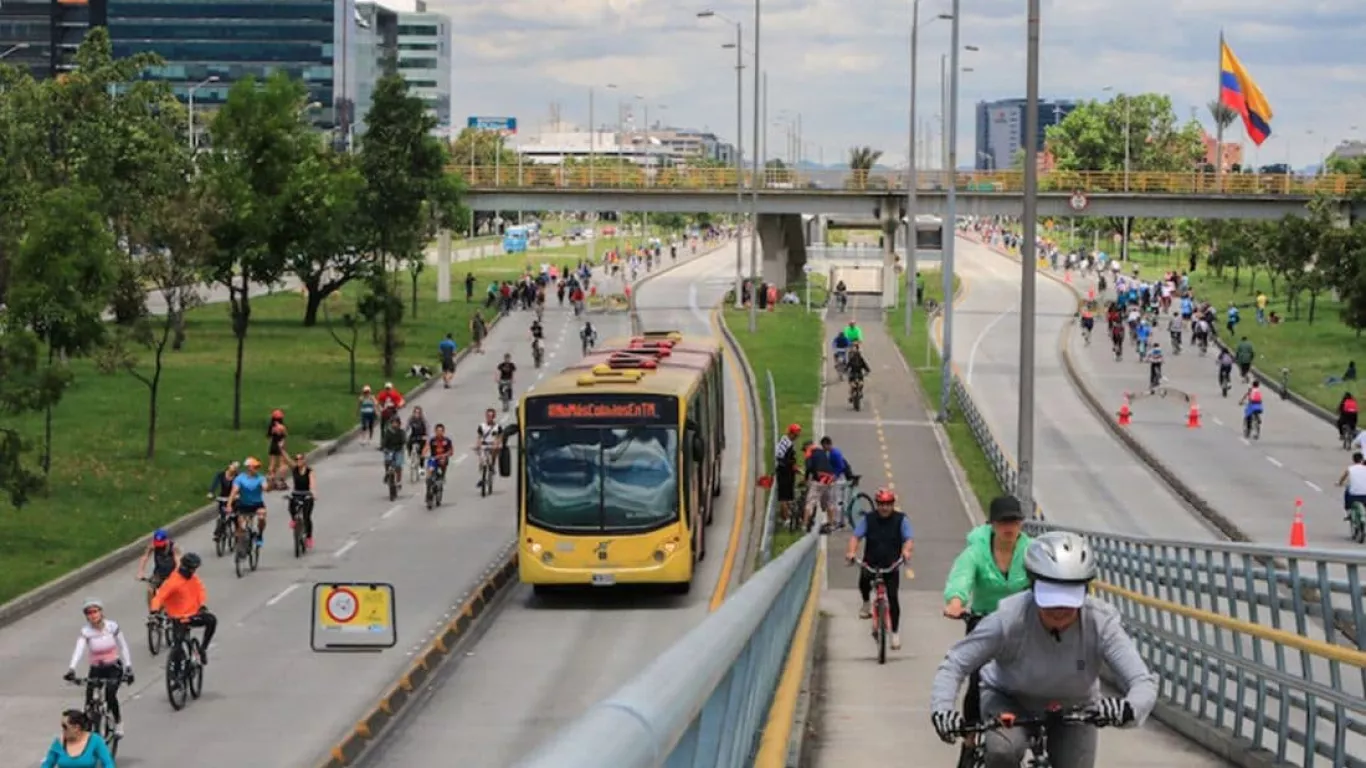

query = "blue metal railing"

[515,534,820,768]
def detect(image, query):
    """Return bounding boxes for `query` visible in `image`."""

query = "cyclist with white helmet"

[929,531,1158,767]
[64,598,133,738]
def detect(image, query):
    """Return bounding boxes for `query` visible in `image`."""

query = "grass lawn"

[0,238,652,605]
[886,275,1007,511]
[723,302,824,559]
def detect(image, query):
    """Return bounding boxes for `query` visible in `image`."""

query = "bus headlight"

[654,541,677,562]
[541,550,555,564]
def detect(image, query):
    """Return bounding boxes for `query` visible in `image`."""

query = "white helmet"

[81,597,104,613]
[1024,531,1097,584]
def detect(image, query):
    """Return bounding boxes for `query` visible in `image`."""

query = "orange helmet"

[787,423,802,436]
[874,488,896,505]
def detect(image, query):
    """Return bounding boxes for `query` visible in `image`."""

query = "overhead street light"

[699,9,748,308]
[1017,0,1042,513]
[0,42,30,61]
[187,75,220,152]
[936,4,977,422]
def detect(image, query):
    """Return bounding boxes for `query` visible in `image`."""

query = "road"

[0,258,646,766]
[356,244,756,767]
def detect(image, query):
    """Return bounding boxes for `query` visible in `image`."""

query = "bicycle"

[212,497,232,557]
[532,338,545,368]
[67,675,121,757]
[849,378,865,411]
[945,611,988,768]
[384,452,400,502]
[425,460,446,509]
[139,578,173,656]
[1243,410,1262,440]
[408,441,425,483]
[947,704,1108,768]
[164,620,205,711]
[478,446,497,496]
[1347,499,1366,544]
[233,512,260,579]
[1340,422,1356,452]
[854,558,903,665]
[824,475,872,532]
[499,380,513,413]
[288,491,312,558]
[1218,367,1232,398]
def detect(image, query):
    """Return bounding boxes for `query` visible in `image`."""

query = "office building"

[974,98,1078,170]
[395,1,450,133]
[510,122,739,167]
[351,1,398,138]
[0,0,99,77]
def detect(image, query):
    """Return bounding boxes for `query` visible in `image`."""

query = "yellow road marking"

[709,308,752,612]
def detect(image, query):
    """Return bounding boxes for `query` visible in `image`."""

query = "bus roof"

[597,333,722,357]
[562,348,714,375]
[530,364,702,398]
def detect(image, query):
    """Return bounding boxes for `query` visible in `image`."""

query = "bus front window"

[527,427,679,532]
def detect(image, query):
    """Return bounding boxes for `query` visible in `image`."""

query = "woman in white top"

[63,598,133,738]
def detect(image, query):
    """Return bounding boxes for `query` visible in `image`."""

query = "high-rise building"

[0,0,102,77]
[974,98,1077,170]
[395,1,450,134]
[351,1,398,139]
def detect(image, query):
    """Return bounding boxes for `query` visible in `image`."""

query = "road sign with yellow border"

[310,582,397,652]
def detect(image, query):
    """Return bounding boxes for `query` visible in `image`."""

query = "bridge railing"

[456,164,1365,196]
[514,533,821,768]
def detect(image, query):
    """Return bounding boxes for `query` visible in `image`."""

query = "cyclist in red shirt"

[376,382,405,423]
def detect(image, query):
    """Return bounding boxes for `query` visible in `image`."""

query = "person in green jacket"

[942,495,1032,758]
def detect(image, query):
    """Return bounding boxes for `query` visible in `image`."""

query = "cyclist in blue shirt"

[226,457,268,547]
[1146,342,1165,390]
[832,331,851,373]
[438,333,458,388]
[1134,319,1151,357]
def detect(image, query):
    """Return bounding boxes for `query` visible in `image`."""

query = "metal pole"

[761,72,768,177]
[937,0,960,422]
[940,54,948,174]
[748,0,761,334]
[1017,0,1041,511]
[1122,98,1131,261]
[188,89,196,152]
[904,0,919,338]
[589,87,595,187]
[734,22,745,308]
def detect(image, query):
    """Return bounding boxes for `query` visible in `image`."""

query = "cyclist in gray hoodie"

[929,531,1158,767]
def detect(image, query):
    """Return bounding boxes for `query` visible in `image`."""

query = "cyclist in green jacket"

[942,496,1032,763]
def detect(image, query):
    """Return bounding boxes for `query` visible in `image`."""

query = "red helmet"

[874,488,896,505]
[787,423,802,436]
[271,409,284,420]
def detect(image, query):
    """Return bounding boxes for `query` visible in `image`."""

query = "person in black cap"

[940,495,1034,763]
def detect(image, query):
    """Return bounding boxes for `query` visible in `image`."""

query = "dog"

[407,364,434,381]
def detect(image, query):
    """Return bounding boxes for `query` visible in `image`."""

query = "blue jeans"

[1343,492,1366,512]
[384,449,404,470]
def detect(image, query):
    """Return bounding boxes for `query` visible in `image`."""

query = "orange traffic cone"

[1289,499,1307,548]
[1117,395,1132,427]
[1187,398,1201,429]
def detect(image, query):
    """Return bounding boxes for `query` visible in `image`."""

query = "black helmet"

[179,552,202,572]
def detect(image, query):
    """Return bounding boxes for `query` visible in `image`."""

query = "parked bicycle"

[853,558,903,665]
[821,475,872,533]
[164,621,205,711]
[66,676,122,756]
[947,704,1109,768]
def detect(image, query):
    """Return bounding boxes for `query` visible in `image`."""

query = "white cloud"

[427,0,1366,169]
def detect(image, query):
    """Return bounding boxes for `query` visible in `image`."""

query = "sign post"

[311,582,397,652]
[803,262,814,313]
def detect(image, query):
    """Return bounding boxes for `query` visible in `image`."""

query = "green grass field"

[0,237,657,605]
[723,301,824,559]
[886,275,1006,511]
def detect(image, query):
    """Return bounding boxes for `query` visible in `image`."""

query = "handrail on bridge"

[453,163,1365,197]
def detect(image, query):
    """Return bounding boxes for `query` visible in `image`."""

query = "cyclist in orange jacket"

[150,553,218,664]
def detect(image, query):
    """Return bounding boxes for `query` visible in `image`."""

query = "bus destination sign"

[527,395,677,426]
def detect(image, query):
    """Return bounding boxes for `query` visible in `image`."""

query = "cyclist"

[1134,317,1151,357]
[845,342,871,402]
[833,279,848,311]
[1336,452,1366,521]
[376,381,405,424]
[530,319,546,366]
[407,405,430,463]
[843,319,863,345]
[473,409,503,487]
[1192,314,1211,352]
[802,440,839,530]
[289,453,317,550]
[843,488,915,651]
[358,385,379,444]
[206,460,238,508]
[1108,319,1125,359]
[150,553,217,665]
[265,409,288,490]
[1239,380,1264,434]
[832,329,851,372]
[1338,393,1358,444]
[942,497,1033,749]
[1233,336,1256,382]
[774,423,802,527]
[134,529,180,606]
[439,333,458,389]
[380,414,407,487]
[425,423,455,479]
[580,321,597,353]
[1216,348,1234,390]
[1166,312,1184,353]
[1078,305,1094,341]
[930,532,1157,767]
[1145,342,1164,390]
[64,598,133,738]
[496,353,517,403]
[226,457,268,547]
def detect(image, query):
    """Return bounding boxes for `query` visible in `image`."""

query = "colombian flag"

[1219,39,1273,146]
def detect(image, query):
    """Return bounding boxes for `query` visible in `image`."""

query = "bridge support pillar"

[757,213,808,288]
[880,208,899,309]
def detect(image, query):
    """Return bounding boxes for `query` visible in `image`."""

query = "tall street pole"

[940,54,948,174]
[748,0,762,333]
[733,23,745,307]
[937,0,961,422]
[589,87,595,187]
[904,0,920,337]
[1017,0,1041,511]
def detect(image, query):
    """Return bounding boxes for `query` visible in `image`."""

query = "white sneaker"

[891,633,902,651]
[858,601,872,619]
[114,723,125,738]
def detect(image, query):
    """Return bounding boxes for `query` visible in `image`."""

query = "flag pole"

[1214,29,1225,190]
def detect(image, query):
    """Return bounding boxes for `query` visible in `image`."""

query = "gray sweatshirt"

[930,591,1158,725]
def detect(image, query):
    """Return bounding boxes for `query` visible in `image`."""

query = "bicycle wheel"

[166,646,188,710]
[234,531,245,579]
[249,532,260,571]
[293,523,305,558]
[388,471,398,502]
[214,520,227,558]
[187,639,205,700]
[147,615,163,656]
[847,493,874,526]
[481,465,491,497]
[876,596,888,665]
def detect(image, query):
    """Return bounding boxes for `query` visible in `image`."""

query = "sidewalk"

[810,299,975,765]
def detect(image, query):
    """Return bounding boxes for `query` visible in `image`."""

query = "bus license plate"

[591,573,616,587]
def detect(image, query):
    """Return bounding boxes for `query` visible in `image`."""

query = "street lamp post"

[0,42,30,61]
[749,0,762,334]
[1016,0,1041,512]
[936,0,963,423]
[187,75,220,152]
[700,10,747,308]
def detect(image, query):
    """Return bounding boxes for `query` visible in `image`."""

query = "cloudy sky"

[386,0,1366,169]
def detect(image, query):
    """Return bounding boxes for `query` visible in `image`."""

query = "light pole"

[699,10,747,308]
[748,0,762,334]
[1017,0,1041,513]
[0,42,30,61]
[937,0,963,423]
[187,75,220,152]
[905,6,954,337]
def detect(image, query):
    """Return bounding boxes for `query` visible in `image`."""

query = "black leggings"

[179,610,218,653]
[962,614,985,723]
[858,568,902,632]
[87,663,123,724]
[290,496,315,538]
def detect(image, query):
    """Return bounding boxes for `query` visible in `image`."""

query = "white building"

[352,2,399,138]
[510,124,738,167]
[396,1,452,133]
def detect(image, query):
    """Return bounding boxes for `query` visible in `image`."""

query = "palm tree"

[1207,99,1238,175]
[847,146,883,189]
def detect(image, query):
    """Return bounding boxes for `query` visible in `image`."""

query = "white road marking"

[1266,456,1283,468]
[266,583,300,606]
[966,305,1017,386]
[825,418,934,427]
[1305,480,1323,493]
[1212,416,1224,426]
[333,539,359,558]
[1240,438,1251,446]
[381,503,403,519]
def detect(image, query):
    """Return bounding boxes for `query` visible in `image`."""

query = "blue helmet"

[153,529,170,547]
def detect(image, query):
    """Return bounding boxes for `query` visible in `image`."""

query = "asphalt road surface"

[0,263,638,767]
[356,244,757,767]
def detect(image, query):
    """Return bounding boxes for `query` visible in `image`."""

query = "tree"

[357,74,448,378]
[6,186,119,473]
[201,73,312,429]
[281,147,370,326]
[449,126,518,168]
[1046,94,1204,174]
[847,146,883,190]
[1206,100,1238,172]
[322,299,363,394]
[0,332,66,506]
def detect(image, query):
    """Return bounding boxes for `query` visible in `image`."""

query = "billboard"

[467,116,517,135]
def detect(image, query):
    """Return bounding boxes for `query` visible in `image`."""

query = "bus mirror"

[505,422,520,439]
[690,433,705,462]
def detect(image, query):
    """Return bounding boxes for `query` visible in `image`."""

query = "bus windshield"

[526,426,679,533]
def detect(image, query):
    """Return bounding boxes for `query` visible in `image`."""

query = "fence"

[514,534,821,768]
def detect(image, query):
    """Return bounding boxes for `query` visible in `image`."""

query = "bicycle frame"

[950,705,1105,768]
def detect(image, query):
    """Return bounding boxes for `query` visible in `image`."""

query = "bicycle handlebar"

[945,611,986,623]
[854,558,904,575]
[949,706,1105,736]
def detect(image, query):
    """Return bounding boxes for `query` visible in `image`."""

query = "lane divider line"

[709,306,754,613]
[266,583,300,607]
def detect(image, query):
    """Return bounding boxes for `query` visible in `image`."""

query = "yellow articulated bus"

[513,333,726,594]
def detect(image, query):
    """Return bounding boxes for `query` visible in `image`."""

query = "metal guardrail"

[515,534,820,768]
[456,164,1365,197]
